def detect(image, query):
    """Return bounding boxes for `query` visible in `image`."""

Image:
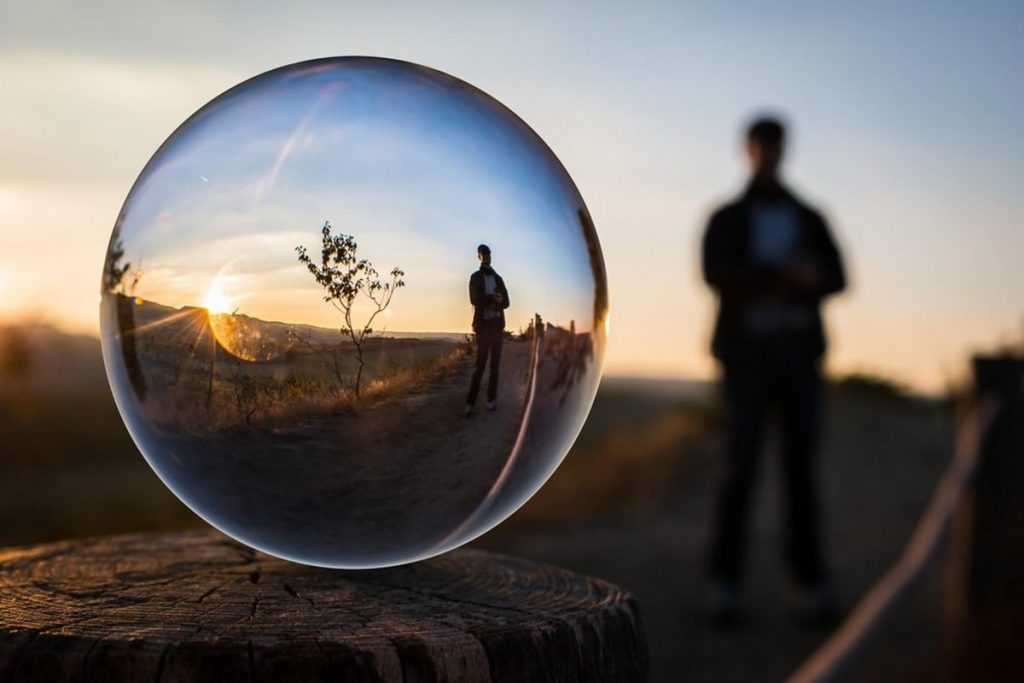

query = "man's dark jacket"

[469,268,510,331]
[702,183,846,362]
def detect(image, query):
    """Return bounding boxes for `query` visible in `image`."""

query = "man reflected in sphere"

[702,116,847,626]
[465,244,510,416]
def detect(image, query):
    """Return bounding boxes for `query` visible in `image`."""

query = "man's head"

[745,116,786,181]
[477,244,492,267]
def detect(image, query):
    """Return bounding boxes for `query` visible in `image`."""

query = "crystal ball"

[100,57,608,568]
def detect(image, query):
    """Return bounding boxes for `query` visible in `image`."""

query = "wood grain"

[0,530,648,682]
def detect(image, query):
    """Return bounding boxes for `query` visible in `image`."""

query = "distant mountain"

[0,309,708,399]
[0,324,106,393]
[0,301,467,394]
[368,330,469,343]
[130,299,467,347]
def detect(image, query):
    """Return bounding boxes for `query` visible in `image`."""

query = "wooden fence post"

[946,354,1024,679]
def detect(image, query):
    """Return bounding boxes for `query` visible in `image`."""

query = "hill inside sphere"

[100,57,608,568]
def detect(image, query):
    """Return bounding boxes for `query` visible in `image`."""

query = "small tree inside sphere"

[296,221,405,399]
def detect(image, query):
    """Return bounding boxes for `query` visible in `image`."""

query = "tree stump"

[0,530,648,682]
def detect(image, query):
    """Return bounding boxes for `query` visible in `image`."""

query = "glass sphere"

[100,57,608,569]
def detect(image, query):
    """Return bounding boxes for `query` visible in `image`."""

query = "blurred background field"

[0,322,970,681]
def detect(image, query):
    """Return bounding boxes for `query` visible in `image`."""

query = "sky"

[2,1,1022,392]
[108,58,598,338]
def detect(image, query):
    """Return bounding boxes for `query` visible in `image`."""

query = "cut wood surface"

[0,530,648,682]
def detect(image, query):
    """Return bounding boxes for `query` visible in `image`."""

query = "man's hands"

[752,257,822,301]
[784,256,823,291]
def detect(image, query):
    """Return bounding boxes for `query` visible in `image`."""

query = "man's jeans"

[466,321,504,405]
[710,347,827,586]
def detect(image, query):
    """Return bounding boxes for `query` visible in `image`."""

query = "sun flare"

[202,277,233,314]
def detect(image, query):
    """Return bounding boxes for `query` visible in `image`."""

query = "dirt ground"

[0,323,960,680]
[477,388,955,683]
[151,341,535,567]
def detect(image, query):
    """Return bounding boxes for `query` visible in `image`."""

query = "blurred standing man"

[702,116,846,625]
[465,244,510,416]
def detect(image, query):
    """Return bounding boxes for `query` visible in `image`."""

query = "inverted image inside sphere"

[100,57,608,569]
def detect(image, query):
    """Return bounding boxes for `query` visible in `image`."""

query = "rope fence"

[787,372,1010,683]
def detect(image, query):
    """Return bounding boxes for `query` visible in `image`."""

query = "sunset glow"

[202,277,234,315]
[2,3,1021,394]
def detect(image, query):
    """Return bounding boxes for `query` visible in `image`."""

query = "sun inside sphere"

[100,57,608,569]
[202,276,232,315]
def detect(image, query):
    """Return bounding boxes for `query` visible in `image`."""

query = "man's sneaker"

[706,582,743,627]
[486,401,497,411]
[463,404,474,417]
